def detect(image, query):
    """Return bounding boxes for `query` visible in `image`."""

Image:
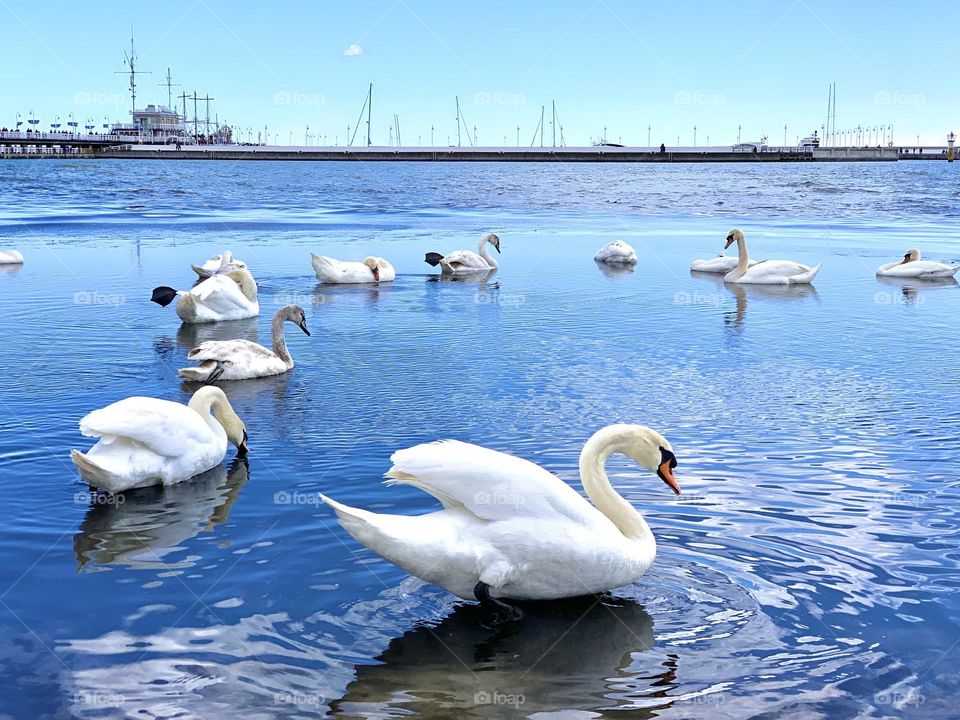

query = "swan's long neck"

[188,390,227,441]
[478,238,498,269]
[578,428,654,543]
[733,236,750,276]
[271,314,293,366]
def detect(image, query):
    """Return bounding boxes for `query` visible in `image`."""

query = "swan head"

[587,424,680,495]
[279,304,310,336]
[362,256,390,282]
[190,387,249,457]
[724,228,744,250]
[483,233,501,254]
[626,427,680,495]
[901,249,921,264]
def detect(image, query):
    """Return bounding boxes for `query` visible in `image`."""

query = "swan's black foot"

[474,582,523,624]
[204,361,226,384]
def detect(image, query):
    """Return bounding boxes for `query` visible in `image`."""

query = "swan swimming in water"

[425,233,500,274]
[876,249,959,279]
[0,250,23,265]
[594,241,638,265]
[192,250,247,279]
[70,386,248,494]
[152,267,260,323]
[722,229,821,285]
[310,254,395,283]
[178,305,310,382]
[321,424,679,621]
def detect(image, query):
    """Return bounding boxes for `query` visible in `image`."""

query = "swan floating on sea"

[152,267,260,323]
[876,249,959,279]
[311,254,395,283]
[691,252,759,273]
[594,241,638,265]
[192,250,247,279]
[722,229,821,285]
[70,386,248,493]
[321,424,679,621]
[178,305,310,382]
[425,233,500,274]
[0,250,24,265]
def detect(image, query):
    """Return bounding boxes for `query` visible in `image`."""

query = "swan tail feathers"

[791,263,821,284]
[151,286,179,307]
[177,360,218,383]
[320,494,390,547]
[70,449,119,489]
[424,252,444,267]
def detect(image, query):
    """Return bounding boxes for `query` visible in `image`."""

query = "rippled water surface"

[1,161,959,719]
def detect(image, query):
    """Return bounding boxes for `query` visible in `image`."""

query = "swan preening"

[311,254,396,283]
[178,305,310,382]
[425,233,500,274]
[70,386,248,493]
[322,424,679,620]
[876,249,959,279]
[193,250,247,279]
[0,250,23,265]
[722,229,821,284]
[152,267,260,323]
[594,241,638,265]
[691,253,759,273]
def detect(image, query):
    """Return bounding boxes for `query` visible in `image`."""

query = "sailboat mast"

[366,83,373,146]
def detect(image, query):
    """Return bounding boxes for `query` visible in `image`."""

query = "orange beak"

[900,255,910,264]
[372,267,380,281]
[724,238,734,249]
[658,461,681,494]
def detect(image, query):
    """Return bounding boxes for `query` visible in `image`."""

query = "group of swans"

[690,229,957,283]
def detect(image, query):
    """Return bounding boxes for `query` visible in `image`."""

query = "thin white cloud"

[342,44,363,57]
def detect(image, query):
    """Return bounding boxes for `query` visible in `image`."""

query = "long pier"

[0,131,947,162]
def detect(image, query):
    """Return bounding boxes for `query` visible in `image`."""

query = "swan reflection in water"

[875,274,958,306]
[690,270,819,335]
[174,316,261,351]
[332,594,680,718]
[595,259,636,279]
[73,458,249,570]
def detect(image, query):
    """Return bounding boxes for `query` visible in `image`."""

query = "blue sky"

[0,0,955,146]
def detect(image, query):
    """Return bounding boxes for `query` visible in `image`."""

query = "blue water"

[1,160,959,719]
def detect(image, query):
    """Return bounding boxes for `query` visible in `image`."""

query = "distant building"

[112,105,193,144]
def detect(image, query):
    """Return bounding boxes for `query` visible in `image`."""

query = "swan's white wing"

[79,398,211,457]
[189,276,253,314]
[187,339,277,363]
[595,242,637,263]
[738,259,815,283]
[877,260,959,278]
[386,440,596,525]
[441,250,489,272]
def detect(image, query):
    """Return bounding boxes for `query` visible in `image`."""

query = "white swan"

[594,241,638,265]
[193,250,247,279]
[70,386,248,493]
[690,252,759,273]
[425,233,500,274]
[876,249,959,279]
[178,305,310,382]
[0,250,24,265]
[152,267,259,323]
[722,229,821,285]
[310,254,395,283]
[321,424,679,619]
